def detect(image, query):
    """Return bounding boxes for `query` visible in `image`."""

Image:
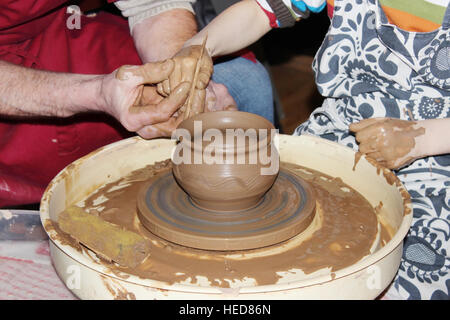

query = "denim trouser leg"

[212,57,274,123]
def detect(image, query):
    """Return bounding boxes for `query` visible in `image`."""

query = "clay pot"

[171,111,279,211]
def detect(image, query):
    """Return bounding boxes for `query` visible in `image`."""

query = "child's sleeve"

[256,0,326,28]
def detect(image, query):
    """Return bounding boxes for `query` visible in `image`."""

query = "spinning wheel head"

[137,168,316,251]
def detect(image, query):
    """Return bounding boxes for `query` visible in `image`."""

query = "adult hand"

[139,81,238,138]
[349,118,426,170]
[204,81,238,112]
[156,45,213,117]
[100,60,191,139]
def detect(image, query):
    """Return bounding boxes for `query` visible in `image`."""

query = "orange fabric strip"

[326,0,441,32]
[381,5,441,32]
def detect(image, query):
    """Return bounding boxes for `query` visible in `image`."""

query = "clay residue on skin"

[47,159,390,288]
[392,119,425,145]
[352,119,426,169]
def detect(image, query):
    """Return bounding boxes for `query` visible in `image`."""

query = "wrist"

[183,32,214,58]
[67,74,106,115]
[132,9,197,62]
[36,73,105,117]
[93,74,112,114]
[415,118,450,158]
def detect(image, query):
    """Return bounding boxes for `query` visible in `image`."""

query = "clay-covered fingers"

[156,46,212,99]
[168,58,183,93]
[350,119,386,162]
[358,138,380,154]
[179,45,212,81]
[172,46,213,91]
[136,86,163,106]
[204,81,237,112]
[196,55,213,89]
[365,151,384,162]
[349,118,387,133]
[157,82,167,97]
[189,89,207,116]
[225,105,238,111]
[137,116,185,139]
[128,82,190,132]
[116,60,174,84]
[351,121,387,145]
[350,118,389,144]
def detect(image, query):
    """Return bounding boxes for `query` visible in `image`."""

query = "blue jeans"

[212,57,274,123]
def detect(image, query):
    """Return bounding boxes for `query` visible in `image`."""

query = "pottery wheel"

[137,168,316,251]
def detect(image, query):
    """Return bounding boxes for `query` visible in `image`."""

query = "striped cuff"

[257,0,326,28]
[266,0,298,27]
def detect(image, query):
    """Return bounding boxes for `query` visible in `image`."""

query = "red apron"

[0,1,141,207]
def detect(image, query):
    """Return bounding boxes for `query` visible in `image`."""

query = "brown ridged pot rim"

[176,111,276,154]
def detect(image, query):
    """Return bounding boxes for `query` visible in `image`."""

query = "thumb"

[116,60,174,84]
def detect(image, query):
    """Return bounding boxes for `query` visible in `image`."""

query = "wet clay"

[158,44,213,118]
[46,160,391,288]
[351,118,426,169]
[352,152,412,217]
[137,168,316,251]
[364,156,412,216]
[353,152,362,171]
[173,111,278,212]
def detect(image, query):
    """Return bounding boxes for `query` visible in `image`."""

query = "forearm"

[417,118,450,157]
[0,61,103,117]
[184,0,271,58]
[132,8,197,62]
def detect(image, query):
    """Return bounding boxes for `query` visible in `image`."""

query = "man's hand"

[100,59,191,139]
[349,118,426,170]
[205,81,237,112]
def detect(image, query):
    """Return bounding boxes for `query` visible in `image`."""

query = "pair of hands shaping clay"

[159,45,237,117]
[350,118,426,170]
[113,45,236,139]
[156,45,212,117]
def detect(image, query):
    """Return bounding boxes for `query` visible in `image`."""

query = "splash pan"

[40,135,412,299]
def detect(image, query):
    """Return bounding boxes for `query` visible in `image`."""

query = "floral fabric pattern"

[295,0,450,299]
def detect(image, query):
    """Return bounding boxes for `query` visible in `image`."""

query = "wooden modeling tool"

[152,35,208,135]
[57,206,150,268]
[184,35,208,120]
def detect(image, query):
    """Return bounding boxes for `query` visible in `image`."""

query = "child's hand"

[349,118,426,170]
[156,45,213,116]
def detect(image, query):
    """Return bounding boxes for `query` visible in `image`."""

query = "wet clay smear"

[47,160,389,288]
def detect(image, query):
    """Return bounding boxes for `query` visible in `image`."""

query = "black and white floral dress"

[295,0,450,299]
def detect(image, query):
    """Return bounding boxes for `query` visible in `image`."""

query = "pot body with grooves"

[172,111,279,212]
